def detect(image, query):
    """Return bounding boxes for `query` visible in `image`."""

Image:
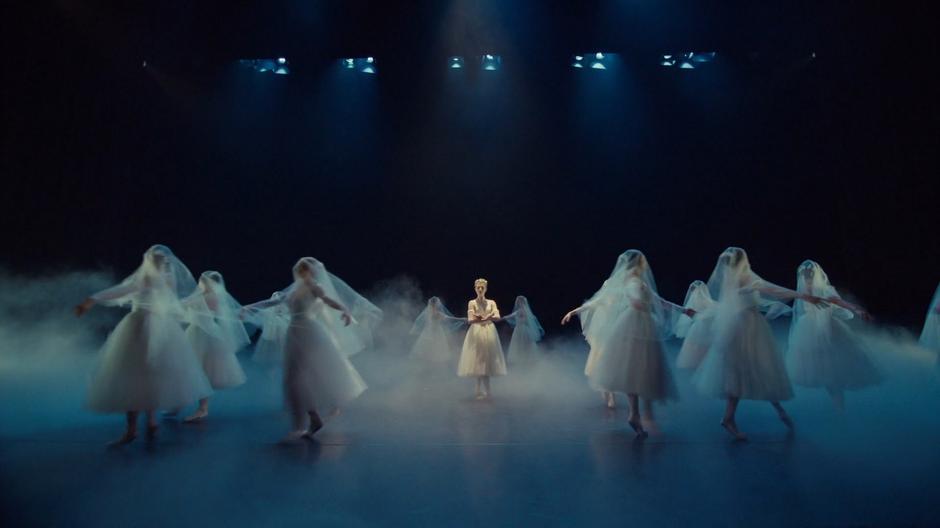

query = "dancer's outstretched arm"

[74,282,138,317]
[306,279,353,326]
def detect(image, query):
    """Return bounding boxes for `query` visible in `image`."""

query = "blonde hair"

[474,278,488,288]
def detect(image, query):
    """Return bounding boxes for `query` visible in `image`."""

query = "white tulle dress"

[410,298,463,363]
[786,261,881,391]
[282,281,367,413]
[587,276,678,400]
[87,246,212,413]
[457,299,507,377]
[693,249,794,401]
[252,293,290,365]
[675,280,717,370]
[504,296,544,364]
[183,272,249,390]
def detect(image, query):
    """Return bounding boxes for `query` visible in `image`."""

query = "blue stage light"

[340,57,376,74]
[481,54,501,71]
[449,56,464,69]
[574,52,613,71]
[240,58,289,75]
[660,51,715,69]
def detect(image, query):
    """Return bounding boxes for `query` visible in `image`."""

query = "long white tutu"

[507,328,539,364]
[693,307,794,401]
[88,309,213,413]
[187,325,246,390]
[411,323,458,363]
[676,315,714,370]
[587,307,677,400]
[253,317,289,365]
[787,313,882,390]
[284,315,367,413]
[457,322,507,377]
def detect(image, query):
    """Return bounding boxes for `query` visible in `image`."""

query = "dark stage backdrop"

[2,2,937,330]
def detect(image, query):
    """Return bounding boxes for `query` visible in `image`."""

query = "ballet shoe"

[183,409,208,423]
[108,431,137,447]
[720,420,748,441]
[627,418,648,439]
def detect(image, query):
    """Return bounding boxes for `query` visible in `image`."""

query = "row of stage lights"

[238,51,717,76]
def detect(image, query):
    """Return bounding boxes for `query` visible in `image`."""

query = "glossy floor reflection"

[1,337,939,527]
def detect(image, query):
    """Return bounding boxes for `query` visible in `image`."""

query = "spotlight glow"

[481,54,501,71]
[341,57,376,74]
[574,52,613,71]
[660,51,716,69]
[595,52,604,60]
[240,58,289,75]
[449,56,464,69]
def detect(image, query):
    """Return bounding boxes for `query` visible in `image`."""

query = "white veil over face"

[507,295,545,342]
[197,271,251,347]
[579,250,667,343]
[92,244,197,314]
[794,260,852,321]
[673,280,715,338]
[287,257,383,356]
[411,297,463,335]
[706,247,791,319]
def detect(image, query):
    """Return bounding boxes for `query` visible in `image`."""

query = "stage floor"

[2,338,939,527]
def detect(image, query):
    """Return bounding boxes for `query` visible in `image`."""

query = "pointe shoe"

[184,409,208,423]
[281,430,307,443]
[606,396,616,409]
[108,431,138,447]
[627,418,648,439]
[720,420,748,441]
[302,422,323,441]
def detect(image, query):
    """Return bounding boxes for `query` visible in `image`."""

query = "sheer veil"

[578,250,668,343]
[507,295,545,342]
[919,282,940,349]
[673,280,714,338]
[706,247,791,319]
[91,244,197,316]
[192,271,251,347]
[278,257,383,356]
[411,297,464,335]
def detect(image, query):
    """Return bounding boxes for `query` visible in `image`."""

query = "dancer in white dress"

[305,258,383,357]
[563,250,692,436]
[675,280,717,370]
[251,292,291,365]
[457,279,507,399]
[692,247,824,440]
[74,244,213,445]
[503,296,544,364]
[786,260,881,409]
[410,297,465,364]
[243,257,366,441]
[181,271,249,422]
[920,282,940,355]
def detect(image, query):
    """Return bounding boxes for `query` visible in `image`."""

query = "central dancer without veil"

[563,250,692,437]
[458,278,507,399]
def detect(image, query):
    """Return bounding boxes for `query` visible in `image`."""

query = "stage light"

[574,52,613,71]
[340,57,377,74]
[481,54,501,71]
[239,58,290,75]
[660,51,715,69]
[449,56,464,69]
